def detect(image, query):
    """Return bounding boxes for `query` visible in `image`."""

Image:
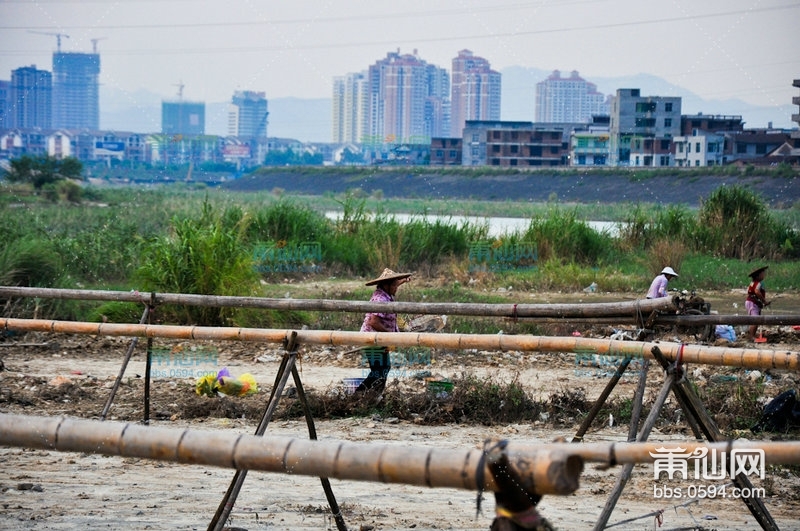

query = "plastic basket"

[426,380,454,394]
[342,377,365,395]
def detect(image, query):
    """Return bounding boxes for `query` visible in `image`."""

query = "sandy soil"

[1,291,800,531]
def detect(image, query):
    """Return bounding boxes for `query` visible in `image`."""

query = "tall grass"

[696,186,779,259]
[136,199,260,325]
[1,183,798,325]
[522,208,613,265]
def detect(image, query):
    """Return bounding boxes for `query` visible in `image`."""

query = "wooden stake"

[100,304,150,420]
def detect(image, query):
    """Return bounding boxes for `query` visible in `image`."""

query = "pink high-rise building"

[450,50,501,138]
[366,49,449,144]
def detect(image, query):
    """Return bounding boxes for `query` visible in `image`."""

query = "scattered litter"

[195,368,258,397]
[48,375,71,387]
[342,377,365,395]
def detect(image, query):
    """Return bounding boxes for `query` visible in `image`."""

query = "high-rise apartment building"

[535,70,608,124]
[332,72,369,143]
[52,52,100,130]
[609,88,681,166]
[450,50,500,137]
[228,91,268,139]
[367,50,448,144]
[162,100,205,136]
[8,65,52,129]
[0,80,9,129]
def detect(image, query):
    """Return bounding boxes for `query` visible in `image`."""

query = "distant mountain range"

[100,67,796,143]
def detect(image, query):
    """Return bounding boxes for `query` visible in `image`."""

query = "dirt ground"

[1,289,800,531]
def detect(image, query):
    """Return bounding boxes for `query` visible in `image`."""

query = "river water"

[325,212,620,238]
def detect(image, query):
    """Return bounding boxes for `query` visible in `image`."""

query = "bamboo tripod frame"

[3,284,799,528]
[207,332,347,531]
[576,346,779,531]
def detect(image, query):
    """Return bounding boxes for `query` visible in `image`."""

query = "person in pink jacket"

[357,268,412,393]
[646,266,678,299]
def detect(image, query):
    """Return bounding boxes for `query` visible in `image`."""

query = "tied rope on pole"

[672,343,686,384]
[475,439,555,531]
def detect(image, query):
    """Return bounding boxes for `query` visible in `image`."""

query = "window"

[756,144,767,154]
[577,155,586,165]
[660,155,669,166]
[677,143,684,153]
[661,139,671,150]
[737,144,747,154]
[435,150,443,157]
[664,118,672,127]
[510,145,518,153]
[472,133,480,142]
[665,103,673,112]
[695,142,701,152]
[448,150,457,158]
[635,102,656,113]
[695,160,700,167]
[687,143,691,153]
[635,118,656,127]
[492,145,500,153]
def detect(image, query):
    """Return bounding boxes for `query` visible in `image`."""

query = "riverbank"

[221,170,800,207]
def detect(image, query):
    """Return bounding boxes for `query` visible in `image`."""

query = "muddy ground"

[1,289,800,531]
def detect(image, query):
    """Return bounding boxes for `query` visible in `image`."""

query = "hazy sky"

[2,0,799,113]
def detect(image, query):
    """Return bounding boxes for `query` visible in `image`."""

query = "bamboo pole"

[3,318,799,371]
[2,413,799,472]
[0,413,582,496]
[514,314,800,325]
[656,314,800,325]
[0,285,675,318]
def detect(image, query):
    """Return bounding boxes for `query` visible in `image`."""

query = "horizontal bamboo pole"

[521,440,800,466]
[0,285,674,318]
[0,413,582,496]
[1,413,798,483]
[515,314,800,325]
[656,314,800,326]
[2,318,799,371]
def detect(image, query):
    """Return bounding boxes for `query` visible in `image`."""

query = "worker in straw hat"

[646,266,679,299]
[746,265,770,341]
[357,268,412,393]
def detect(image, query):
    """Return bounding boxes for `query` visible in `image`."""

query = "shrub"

[523,208,612,265]
[136,199,259,325]
[695,186,780,259]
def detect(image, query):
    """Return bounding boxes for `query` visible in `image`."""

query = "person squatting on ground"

[357,268,412,394]
[646,266,678,299]
[746,265,770,340]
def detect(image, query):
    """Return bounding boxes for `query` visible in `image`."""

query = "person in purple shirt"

[646,266,678,299]
[357,268,412,393]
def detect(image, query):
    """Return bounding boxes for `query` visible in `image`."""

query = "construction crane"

[28,30,70,52]
[90,37,107,54]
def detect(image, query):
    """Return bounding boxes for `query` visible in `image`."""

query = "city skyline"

[2,0,798,135]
